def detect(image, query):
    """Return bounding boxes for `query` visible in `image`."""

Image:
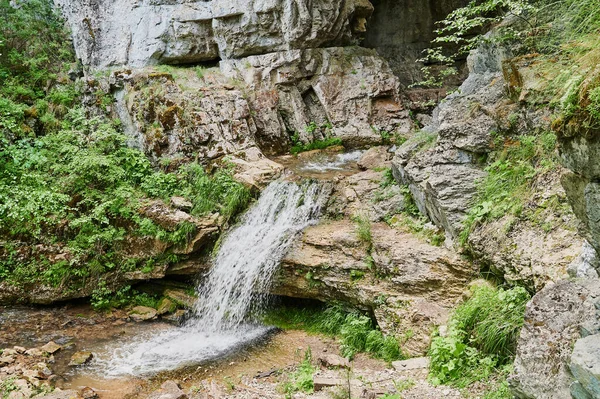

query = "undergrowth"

[264,304,403,362]
[281,348,316,398]
[0,0,251,293]
[460,131,558,245]
[290,122,343,155]
[428,284,530,387]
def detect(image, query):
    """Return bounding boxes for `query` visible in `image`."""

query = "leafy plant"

[428,284,530,387]
[281,348,315,398]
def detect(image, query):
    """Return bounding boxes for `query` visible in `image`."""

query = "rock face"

[509,279,600,399]
[272,219,474,355]
[54,0,373,69]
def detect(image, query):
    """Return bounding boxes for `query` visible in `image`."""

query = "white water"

[94,180,328,376]
[300,150,364,172]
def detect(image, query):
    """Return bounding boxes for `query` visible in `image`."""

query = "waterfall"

[99,180,328,376]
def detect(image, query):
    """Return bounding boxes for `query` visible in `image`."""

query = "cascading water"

[95,180,329,376]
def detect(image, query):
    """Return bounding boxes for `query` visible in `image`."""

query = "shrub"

[429,284,530,387]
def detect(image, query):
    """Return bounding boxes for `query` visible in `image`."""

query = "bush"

[429,284,530,387]
[264,304,403,362]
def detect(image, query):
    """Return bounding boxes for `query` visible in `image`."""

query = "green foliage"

[353,214,372,246]
[264,304,403,363]
[429,284,530,387]
[290,122,342,155]
[460,131,557,245]
[90,283,160,311]
[282,348,315,398]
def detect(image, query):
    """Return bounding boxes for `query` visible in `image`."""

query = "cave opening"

[363,0,470,87]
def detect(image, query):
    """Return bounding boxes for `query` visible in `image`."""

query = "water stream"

[92,180,329,376]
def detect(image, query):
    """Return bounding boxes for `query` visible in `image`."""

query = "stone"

[12,379,32,398]
[13,347,26,354]
[313,377,344,391]
[509,279,600,398]
[392,357,430,371]
[357,146,392,170]
[37,390,83,399]
[317,354,350,369]
[164,289,196,309]
[162,309,188,325]
[157,298,177,316]
[147,380,188,399]
[570,334,600,399]
[24,348,42,357]
[128,306,158,322]
[68,351,94,367]
[230,149,285,189]
[80,387,98,399]
[568,241,600,279]
[0,356,15,366]
[40,341,62,355]
[170,197,193,212]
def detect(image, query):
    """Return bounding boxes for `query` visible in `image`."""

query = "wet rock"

[162,309,188,325]
[40,342,61,355]
[128,306,158,322]
[157,298,177,316]
[164,289,196,309]
[80,387,98,399]
[147,380,188,399]
[170,197,193,212]
[570,334,600,399]
[318,354,350,369]
[509,279,600,398]
[68,351,93,367]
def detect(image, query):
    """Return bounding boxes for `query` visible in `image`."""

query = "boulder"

[570,334,600,399]
[509,279,600,398]
[157,298,177,316]
[69,351,93,367]
[392,357,430,371]
[170,197,193,212]
[147,380,188,399]
[357,146,393,170]
[164,289,197,309]
[317,354,350,369]
[128,306,158,322]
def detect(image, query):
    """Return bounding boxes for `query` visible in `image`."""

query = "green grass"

[353,214,372,246]
[428,284,530,387]
[460,132,558,245]
[290,137,343,155]
[264,304,403,362]
[281,348,315,398]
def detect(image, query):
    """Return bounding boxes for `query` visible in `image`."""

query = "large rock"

[221,47,411,151]
[272,219,474,355]
[54,0,374,69]
[392,41,510,241]
[509,279,600,399]
[570,334,600,399]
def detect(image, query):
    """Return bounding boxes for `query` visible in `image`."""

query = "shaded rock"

[164,289,196,309]
[13,347,25,354]
[128,306,158,322]
[166,259,209,276]
[570,334,600,399]
[157,298,177,316]
[147,380,188,399]
[68,352,93,367]
[318,354,350,369]
[80,387,98,399]
[170,197,193,212]
[40,342,61,355]
[509,279,600,398]
[162,309,188,325]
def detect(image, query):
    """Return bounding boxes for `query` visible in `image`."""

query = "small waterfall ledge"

[93,180,329,376]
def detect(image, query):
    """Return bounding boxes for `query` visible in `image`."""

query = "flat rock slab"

[128,306,158,322]
[40,341,62,354]
[147,380,188,399]
[313,377,346,391]
[318,354,350,369]
[392,357,430,371]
